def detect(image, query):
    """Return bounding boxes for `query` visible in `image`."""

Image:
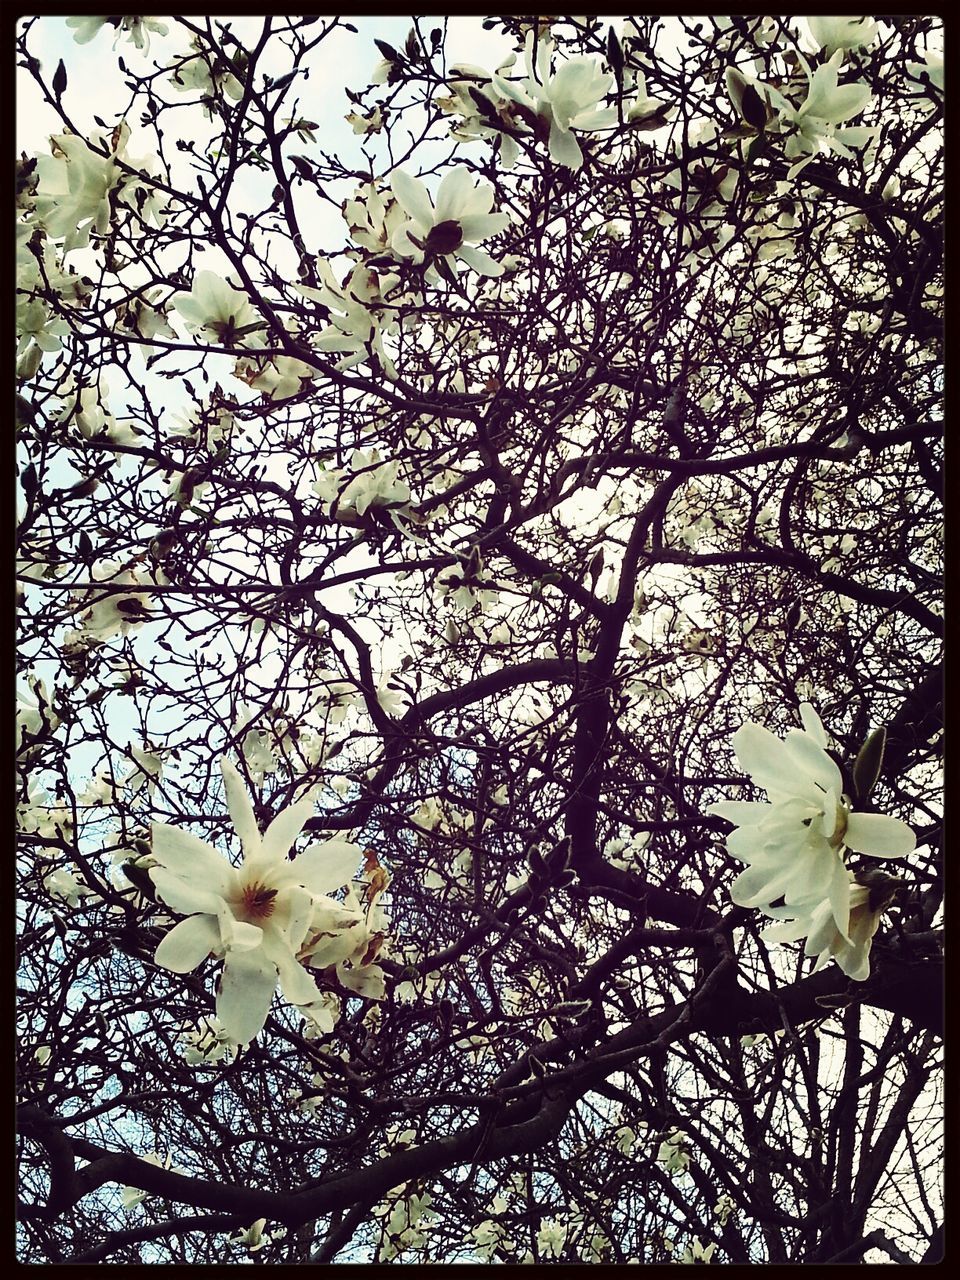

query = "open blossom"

[72,560,163,643]
[150,757,363,1043]
[313,448,410,522]
[67,15,169,51]
[390,166,509,277]
[708,704,914,953]
[760,873,901,982]
[490,34,617,170]
[300,262,401,377]
[172,270,263,346]
[33,126,129,254]
[807,16,878,56]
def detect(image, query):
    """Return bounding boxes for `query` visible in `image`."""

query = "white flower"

[172,270,263,346]
[390,166,509,277]
[707,704,914,941]
[764,51,874,178]
[150,758,363,1043]
[345,106,383,135]
[713,1193,736,1226]
[807,16,878,56]
[43,867,94,909]
[67,15,168,51]
[72,560,160,643]
[33,126,129,253]
[537,1220,567,1258]
[232,1219,270,1252]
[302,262,400,377]
[676,1237,717,1264]
[178,1015,237,1066]
[170,46,244,108]
[657,1130,690,1174]
[761,873,901,982]
[492,34,617,170]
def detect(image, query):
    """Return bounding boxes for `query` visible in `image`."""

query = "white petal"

[338,963,385,999]
[260,792,316,862]
[707,800,774,826]
[843,812,915,858]
[456,245,503,276]
[390,169,434,232]
[274,949,322,1006]
[294,839,361,893]
[267,885,315,951]
[782,730,843,795]
[547,118,584,170]
[150,823,235,895]
[434,166,476,222]
[150,868,227,917]
[217,949,278,1044]
[155,914,220,973]
[798,703,828,747]
[220,757,261,857]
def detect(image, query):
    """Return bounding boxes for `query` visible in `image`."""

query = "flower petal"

[294,839,362,893]
[390,169,434,233]
[217,949,278,1044]
[155,913,220,973]
[798,703,828,747]
[150,867,227,917]
[844,811,914,857]
[260,792,316,863]
[151,823,235,896]
[220,757,261,858]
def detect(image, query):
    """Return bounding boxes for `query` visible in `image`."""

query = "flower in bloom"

[313,448,411,522]
[178,1015,236,1065]
[807,16,878,56]
[537,1220,567,1258]
[657,1129,690,1174]
[491,34,618,170]
[300,262,401,377]
[231,1219,271,1251]
[150,758,363,1043]
[766,51,874,178]
[713,1193,736,1226]
[760,872,902,982]
[677,1238,717,1264]
[67,15,169,51]
[33,126,129,254]
[707,704,914,960]
[172,270,263,346]
[390,166,509,277]
[120,1153,177,1210]
[71,560,162,644]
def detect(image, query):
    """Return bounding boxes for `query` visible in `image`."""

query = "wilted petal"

[155,913,220,973]
[844,811,915,857]
[338,962,386,999]
[217,949,278,1043]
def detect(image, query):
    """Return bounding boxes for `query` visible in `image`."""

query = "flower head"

[708,703,913,940]
[390,166,509,277]
[150,758,362,1043]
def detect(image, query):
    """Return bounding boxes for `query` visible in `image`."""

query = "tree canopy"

[16,14,942,1266]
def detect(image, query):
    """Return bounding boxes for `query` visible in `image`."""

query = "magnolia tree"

[16,13,943,1266]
